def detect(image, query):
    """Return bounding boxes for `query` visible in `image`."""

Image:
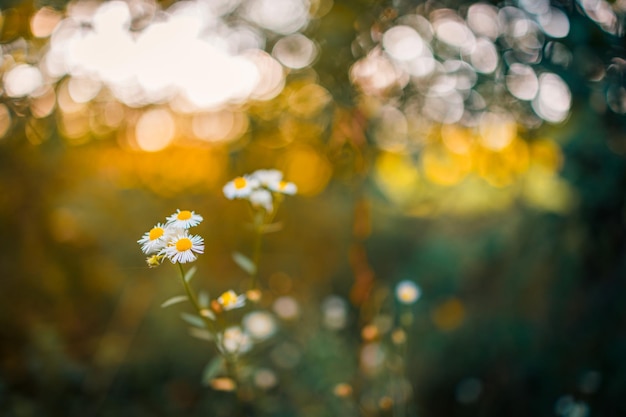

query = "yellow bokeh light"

[478,112,517,151]
[522,168,577,213]
[192,110,249,144]
[442,177,515,216]
[475,138,529,187]
[421,145,472,186]
[287,83,331,118]
[529,138,563,173]
[282,145,332,196]
[135,108,176,152]
[57,80,87,115]
[91,146,226,196]
[279,117,325,145]
[60,113,91,144]
[374,151,420,203]
[441,124,474,155]
[104,102,125,128]
[30,87,56,119]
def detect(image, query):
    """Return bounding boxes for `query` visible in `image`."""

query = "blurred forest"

[1,0,626,416]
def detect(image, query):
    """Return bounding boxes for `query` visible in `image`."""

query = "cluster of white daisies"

[222,169,297,212]
[138,210,247,312]
[138,209,205,265]
[139,170,297,267]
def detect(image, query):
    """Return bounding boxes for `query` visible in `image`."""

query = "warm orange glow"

[282,146,332,196]
[432,298,465,331]
[30,87,56,119]
[192,110,249,143]
[475,139,529,187]
[374,151,420,204]
[530,139,563,173]
[135,109,176,152]
[421,145,471,186]
[441,124,474,155]
[30,7,62,38]
[287,83,331,118]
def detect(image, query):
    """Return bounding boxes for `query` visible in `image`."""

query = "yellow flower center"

[177,210,192,220]
[220,291,237,306]
[176,237,193,252]
[149,227,164,241]
[398,288,417,303]
[279,180,288,190]
[234,177,247,190]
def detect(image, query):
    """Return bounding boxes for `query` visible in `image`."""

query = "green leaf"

[180,312,205,328]
[200,308,216,321]
[202,356,225,385]
[189,327,214,342]
[232,251,256,275]
[160,295,188,308]
[184,266,197,283]
[198,290,210,308]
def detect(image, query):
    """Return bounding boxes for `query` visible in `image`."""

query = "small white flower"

[223,175,260,200]
[163,230,204,264]
[165,209,203,229]
[138,223,169,254]
[268,179,297,195]
[249,189,273,212]
[395,280,421,305]
[243,311,277,341]
[219,326,253,354]
[252,169,283,187]
[217,290,247,311]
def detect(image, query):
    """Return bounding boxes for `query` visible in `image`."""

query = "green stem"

[225,354,239,382]
[176,263,215,333]
[249,225,263,290]
[393,308,412,417]
[175,265,245,400]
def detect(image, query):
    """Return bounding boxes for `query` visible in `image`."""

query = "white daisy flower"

[249,189,273,212]
[163,231,204,264]
[165,209,203,229]
[138,223,169,254]
[243,311,277,341]
[395,280,421,305]
[252,169,283,187]
[268,180,297,195]
[218,326,253,354]
[223,175,260,199]
[217,290,247,311]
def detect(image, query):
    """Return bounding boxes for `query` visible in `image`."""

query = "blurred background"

[1,0,626,415]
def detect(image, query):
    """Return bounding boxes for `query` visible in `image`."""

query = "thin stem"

[249,225,263,290]
[393,308,413,417]
[176,264,246,398]
[176,263,215,333]
[225,354,239,382]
